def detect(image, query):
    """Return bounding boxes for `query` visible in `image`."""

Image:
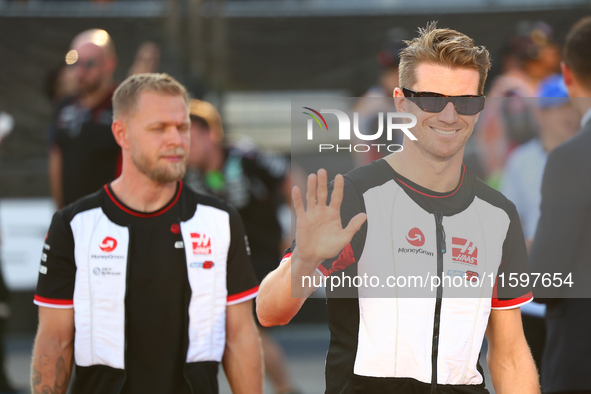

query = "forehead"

[413,63,480,96]
[133,91,188,122]
[72,42,104,59]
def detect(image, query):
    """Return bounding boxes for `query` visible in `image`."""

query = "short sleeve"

[491,204,533,310]
[225,205,259,305]
[34,211,76,308]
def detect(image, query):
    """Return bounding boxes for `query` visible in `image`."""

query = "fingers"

[344,212,367,238]
[316,169,328,206]
[329,174,344,210]
[306,173,317,209]
[292,186,305,218]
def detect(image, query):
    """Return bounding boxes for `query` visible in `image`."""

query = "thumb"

[343,212,367,239]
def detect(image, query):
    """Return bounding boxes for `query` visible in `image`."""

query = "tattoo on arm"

[32,357,70,394]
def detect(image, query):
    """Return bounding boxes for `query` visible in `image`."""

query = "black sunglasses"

[401,87,485,116]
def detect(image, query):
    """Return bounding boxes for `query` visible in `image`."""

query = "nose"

[437,102,459,124]
[166,125,186,147]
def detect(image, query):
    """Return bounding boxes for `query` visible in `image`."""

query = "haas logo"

[406,227,425,247]
[99,237,117,253]
[452,237,478,265]
[191,233,212,255]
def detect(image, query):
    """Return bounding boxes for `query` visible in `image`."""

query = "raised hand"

[291,169,366,271]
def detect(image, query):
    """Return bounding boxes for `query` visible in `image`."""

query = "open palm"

[292,169,366,270]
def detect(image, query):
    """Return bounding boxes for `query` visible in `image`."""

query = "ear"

[393,87,407,113]
[561,62,576,89]
[105,55,118,77]
[112,118,130,150]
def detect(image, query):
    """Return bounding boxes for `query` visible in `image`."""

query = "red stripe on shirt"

[492,291,534,309]
[34,295,73,306]
[104,182,183,218]
[227,286,259,303]
[396,163,465,199]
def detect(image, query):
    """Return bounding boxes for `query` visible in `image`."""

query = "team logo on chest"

[191,233,212,255]
[452,237,478,265]
[406,227,425,247]
[99,236,118,253]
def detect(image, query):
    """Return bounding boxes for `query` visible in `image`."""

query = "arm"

[256,169,366,327]
[485,308,539,394]
[222,300,263,394]
[31,307,75,394]
[48,146,63,209]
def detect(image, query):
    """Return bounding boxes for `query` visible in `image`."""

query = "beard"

[79,76,103,97]
[131,147,187,183]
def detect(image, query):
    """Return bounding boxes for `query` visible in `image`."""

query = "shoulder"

[182,185,239,219]
[59,189,105,223]
[548,126,591,169]
[472,172,518,218]
[343,159,393,195]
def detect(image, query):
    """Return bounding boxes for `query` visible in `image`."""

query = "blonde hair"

[189,99,224,142]
[113,73,189,120]
[399,22,491,95]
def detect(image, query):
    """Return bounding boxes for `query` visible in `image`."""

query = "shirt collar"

[581,107,591,129]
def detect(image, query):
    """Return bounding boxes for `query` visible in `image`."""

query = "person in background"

[477,21,562,187]
[185,100,298,394]
[352,29,408,164]
[127,41,161,76]
[0,112,21,394]
[48,29,121,209]
[530,16,591,394]
[500,74,580,372]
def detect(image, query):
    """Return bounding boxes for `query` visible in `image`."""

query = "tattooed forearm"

[31,357,70,394]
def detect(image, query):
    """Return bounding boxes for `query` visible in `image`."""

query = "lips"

[430,126,459,135]
[162,155,183,162]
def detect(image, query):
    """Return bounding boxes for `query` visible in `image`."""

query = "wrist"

[292,247,322,275]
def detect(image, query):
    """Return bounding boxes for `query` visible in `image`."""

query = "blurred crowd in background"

[0,1,590,393]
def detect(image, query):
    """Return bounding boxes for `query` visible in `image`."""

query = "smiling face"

[123,91,190,183]
[395,63,481,161]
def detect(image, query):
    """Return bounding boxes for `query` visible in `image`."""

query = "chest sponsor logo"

[99,236,118,253]
[447,269,479,281]
[406,227,425,247]
[189,261,215,269]
[191,233,212,255]
[452,237,478,265]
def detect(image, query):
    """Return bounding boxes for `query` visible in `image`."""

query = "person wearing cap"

[530,16,591,394]
[185,100,298,394]
[47,29,121,209]
[500,74,580,370]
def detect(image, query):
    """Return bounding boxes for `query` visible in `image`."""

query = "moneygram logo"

[452,237,478,266]
[302,107,417,153]
[99,237,117,253]
[406,227,425,247]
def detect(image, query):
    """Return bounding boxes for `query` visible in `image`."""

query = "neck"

[385,141,464,193]
[110,163,178,213]
[80,78,112,108]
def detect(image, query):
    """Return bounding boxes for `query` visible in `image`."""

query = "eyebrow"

[146,121,190,128]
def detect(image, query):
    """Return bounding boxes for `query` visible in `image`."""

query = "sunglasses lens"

[454,97,484,115]
[418,97,447,113]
